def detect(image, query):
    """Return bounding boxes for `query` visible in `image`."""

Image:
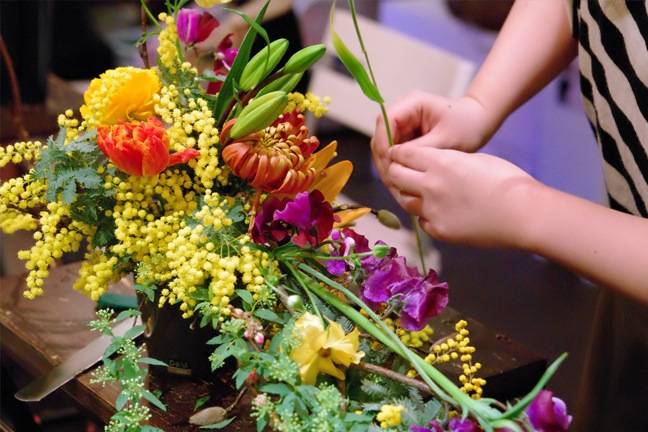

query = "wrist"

[460,94,503,150]
[509,179,554,252]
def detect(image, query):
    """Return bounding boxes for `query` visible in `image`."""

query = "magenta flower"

[526,390,572,432]
[275,190,335,247]
[325,229,371,276]
[399,271,449,330]
[410,421,443,432]
[176,9,219,45]
[207,34,238,94]
[448,419,480,432]
[252,190,335,248]
[361,253,449,331]
[251,196,291,245]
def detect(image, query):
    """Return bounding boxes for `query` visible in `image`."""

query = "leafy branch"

[90,309,167,432]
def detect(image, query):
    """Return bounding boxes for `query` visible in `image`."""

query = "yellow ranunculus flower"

[195,0,232,8]
[80,67,161,128]
[291,312,364,385]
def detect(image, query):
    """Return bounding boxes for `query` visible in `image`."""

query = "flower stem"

[297,263,501,422]
[346,0,426,270]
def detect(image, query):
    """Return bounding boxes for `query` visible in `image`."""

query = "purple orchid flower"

[526,390,572,432]
[176,9,219,45]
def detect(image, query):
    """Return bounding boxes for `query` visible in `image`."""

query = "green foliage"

[33,128,116,227]
[90,309,167,432]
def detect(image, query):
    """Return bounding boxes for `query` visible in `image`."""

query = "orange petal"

[334,207,371,227]
[310,160,353,202]
[168,148,200,166]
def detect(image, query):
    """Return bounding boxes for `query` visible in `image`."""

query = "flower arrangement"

[0,0,571,431]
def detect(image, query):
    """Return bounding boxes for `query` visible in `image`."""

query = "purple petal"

[400,275,449,331]
[176,9,201,44]
[526,390,572,432]
[325,259,347,276]
[362,256,416,303]
[448,418,480,432]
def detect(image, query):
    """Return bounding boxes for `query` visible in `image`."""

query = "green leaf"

[194,395,211,411]
[61,181,76,204]
[330,3,385,103]
[234,367,253,389]
[139,357,168,367]
[115,392,129,410]
[253,308,283,323]
[212,0,271,123]
[200,417,235,429]
[142,389,167,411]
[236,289,253,306]
[498,352,569,420]
[123,324,145,340]
[223,8,270,46]
[259,383,290,397]
[206,335,226,345]
[134,283,156,302]
[114,309,140,322]
[331,30,383,103]
[141,426,165,432]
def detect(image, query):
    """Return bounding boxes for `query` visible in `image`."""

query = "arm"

[465,0,578,136]
[385,145,648,304]
[372,0,578,173]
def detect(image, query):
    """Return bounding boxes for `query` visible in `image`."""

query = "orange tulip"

[97,117,199,176]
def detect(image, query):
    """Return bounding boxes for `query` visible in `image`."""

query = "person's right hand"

[371,92,498,196]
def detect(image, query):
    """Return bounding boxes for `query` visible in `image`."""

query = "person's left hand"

[386,144,541,248]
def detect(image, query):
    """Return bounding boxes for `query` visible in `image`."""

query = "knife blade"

[15,317,143,402]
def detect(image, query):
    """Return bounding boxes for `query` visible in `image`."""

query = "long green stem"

[346,0,426,270]
[297,263,502,421]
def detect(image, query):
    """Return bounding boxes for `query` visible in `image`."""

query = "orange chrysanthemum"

[221,112,336,195]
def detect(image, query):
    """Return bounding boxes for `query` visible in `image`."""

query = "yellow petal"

[310,160,353,202]
[311,141,338,173]
[334,207,371,227]
[315,357,346,381]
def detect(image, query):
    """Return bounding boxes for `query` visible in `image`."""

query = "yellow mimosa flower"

[291,312,364,385]
[80,67,161,128]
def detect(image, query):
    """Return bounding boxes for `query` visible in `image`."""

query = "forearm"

[466,0,577,137]
[521,183,648,303]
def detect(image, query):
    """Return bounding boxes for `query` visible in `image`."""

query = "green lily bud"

[240,39,289,91]
[230,91,288,139]
[256,73,304,98]
[376,209,402,230]
[287,295,304,311]
[282,44,326,74]
[372,243,391,258]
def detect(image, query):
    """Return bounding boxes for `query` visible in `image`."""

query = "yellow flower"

[376,404,404,429]
[291,312,364,385]
[80,67,161,127]
[195,0,231,7]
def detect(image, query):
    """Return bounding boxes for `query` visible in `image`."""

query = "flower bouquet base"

[140,297,222,380]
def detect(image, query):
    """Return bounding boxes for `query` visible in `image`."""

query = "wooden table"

[0,263,546,431]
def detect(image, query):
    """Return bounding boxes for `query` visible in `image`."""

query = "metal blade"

[15,317,143,402]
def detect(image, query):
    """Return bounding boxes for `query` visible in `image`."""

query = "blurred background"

[1,0,604,430]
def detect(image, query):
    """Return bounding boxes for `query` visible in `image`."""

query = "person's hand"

[386,144,541,249]
[371,92,498,197]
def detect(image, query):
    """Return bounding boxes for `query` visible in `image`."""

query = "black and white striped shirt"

[571,0,648,217]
